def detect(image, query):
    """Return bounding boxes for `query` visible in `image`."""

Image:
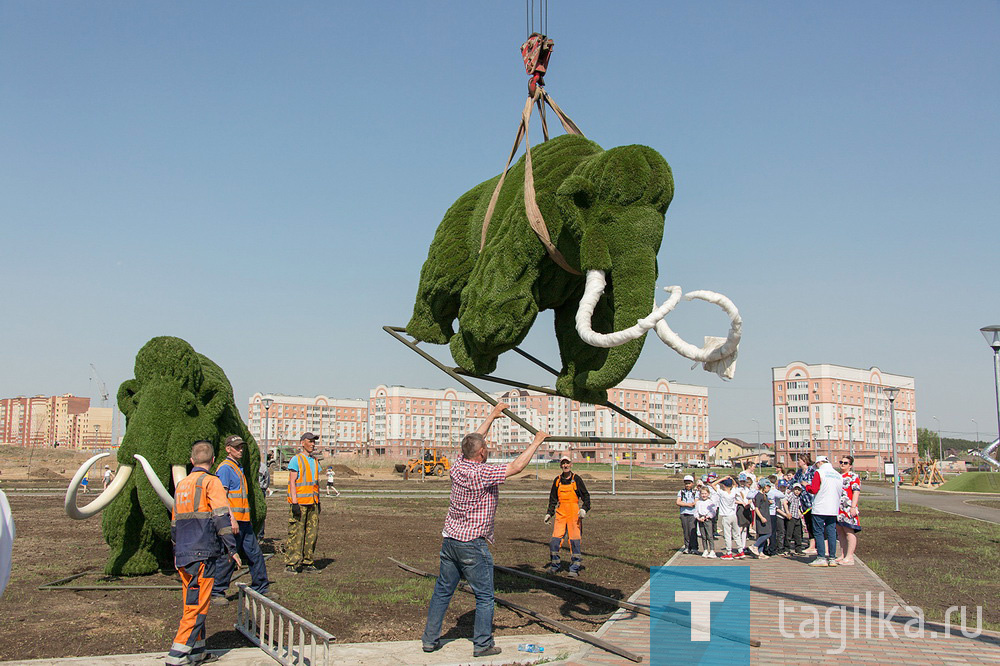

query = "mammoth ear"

[117,379,140,418]
[557,174,595,209]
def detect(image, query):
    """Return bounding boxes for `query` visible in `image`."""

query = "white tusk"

[653,289,743,379]
[64,455,133,520]
[576,270,681,348]
[133,455,176,510]
[172,465,187,490]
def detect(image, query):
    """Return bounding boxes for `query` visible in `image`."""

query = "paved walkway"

[865,484,1000,524]
[557,550,1000,666]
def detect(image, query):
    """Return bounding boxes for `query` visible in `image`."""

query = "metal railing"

[235,583,335,666]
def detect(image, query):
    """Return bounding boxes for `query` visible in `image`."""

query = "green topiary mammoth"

[64,336,266,575]
[407,134,741,405]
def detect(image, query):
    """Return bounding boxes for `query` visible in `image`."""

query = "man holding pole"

[421,402,549,659]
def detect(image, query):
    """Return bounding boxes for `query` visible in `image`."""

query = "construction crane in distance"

[90,363,110,407]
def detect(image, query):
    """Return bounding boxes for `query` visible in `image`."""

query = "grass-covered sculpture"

[407,134,741,405]
[64,336,265,575]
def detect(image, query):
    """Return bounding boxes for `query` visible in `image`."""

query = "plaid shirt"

[442,456,507,543]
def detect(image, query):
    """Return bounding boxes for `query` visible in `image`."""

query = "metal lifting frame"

[384,326,676,446]
[235,583,335,666]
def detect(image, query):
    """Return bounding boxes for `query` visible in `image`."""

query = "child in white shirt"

[694,487,718,558]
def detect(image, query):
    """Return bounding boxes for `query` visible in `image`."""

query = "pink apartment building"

[772,362,917,472]
[0,395,113,449]
[247,393,368,455]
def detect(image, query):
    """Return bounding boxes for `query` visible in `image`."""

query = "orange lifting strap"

[480,33,585,275]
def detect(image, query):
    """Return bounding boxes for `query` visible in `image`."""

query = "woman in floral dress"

[836,455,861,565]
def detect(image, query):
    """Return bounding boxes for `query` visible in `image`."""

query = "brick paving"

[561,550,1000,665]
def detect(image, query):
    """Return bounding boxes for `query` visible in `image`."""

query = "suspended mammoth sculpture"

[64,336,265,575]
[407,134,741,404]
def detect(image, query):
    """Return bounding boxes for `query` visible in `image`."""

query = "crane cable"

[480,15,585,275]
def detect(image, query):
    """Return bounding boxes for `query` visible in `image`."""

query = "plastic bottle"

[517,643,544,653]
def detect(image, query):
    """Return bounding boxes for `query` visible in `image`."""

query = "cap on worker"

[683,474,694,482]
[815,455,829,463]
[225,435,245,448]
[758,478,771,488]
[560,458,571,465]
[300,432,319,441]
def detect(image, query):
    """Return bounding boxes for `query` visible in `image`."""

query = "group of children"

[676,468,810,560]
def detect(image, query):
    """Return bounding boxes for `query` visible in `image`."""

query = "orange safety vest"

[287,453,318,505]
[217,458,251,522]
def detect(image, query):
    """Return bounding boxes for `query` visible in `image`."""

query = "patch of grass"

[937,472,1000,493]
[966,499,1000,510]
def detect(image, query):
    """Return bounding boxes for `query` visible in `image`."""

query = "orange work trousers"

[551,512,582,543]
[166,559,216,666]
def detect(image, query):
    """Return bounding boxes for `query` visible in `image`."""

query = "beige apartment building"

[0,395,113,449]
[771,362,917,472]
[247,393,368,455]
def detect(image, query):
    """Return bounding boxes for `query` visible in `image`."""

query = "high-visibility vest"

[217,458,251,522]
[287,454,318,505]
[172,469,233,566]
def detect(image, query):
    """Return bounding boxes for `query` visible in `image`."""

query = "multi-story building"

[772,362,916,471]
[0,395,113,449]
[247,393,368,455]
[367,378,709,464]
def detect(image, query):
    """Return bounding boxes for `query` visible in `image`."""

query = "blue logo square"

[649,566,755,665]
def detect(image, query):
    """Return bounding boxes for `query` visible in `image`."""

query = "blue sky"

[2,2,998,442]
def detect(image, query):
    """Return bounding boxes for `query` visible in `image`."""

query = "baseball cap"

[683,475,694,482]
[792,482,803,490]
[737,472,747,480]
[758,478,771,488]
[815,455,829,463]
[300,432,319,441]
[700,474,709,483]
[777,480,788,489]
[707,472,718,480]
[224,435,245,448]
[721,478,734,487]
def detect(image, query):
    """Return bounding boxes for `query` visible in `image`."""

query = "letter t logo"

[675,591,729,641]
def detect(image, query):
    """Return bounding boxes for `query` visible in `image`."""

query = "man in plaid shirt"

[421,402,549,659]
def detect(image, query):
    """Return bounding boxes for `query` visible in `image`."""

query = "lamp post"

[972,418,978,447]
[845,416,855,458]
[932,415,942,461]
[883,386,900,512]
[261,397,274,492]
[813,431,820,461]
[980,326,1000,453]
[825,424,832,459]
[94,424,100,449]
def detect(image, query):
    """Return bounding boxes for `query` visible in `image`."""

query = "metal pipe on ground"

[389,557,644,662]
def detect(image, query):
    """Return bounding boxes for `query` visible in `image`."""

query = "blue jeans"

[813,513,838,559]
[421,537,495,651]
[213,521,269,597]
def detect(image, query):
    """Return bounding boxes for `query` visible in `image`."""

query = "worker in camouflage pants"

[285,433,321,574]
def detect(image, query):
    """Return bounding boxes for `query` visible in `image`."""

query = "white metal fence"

[235,583,335,666]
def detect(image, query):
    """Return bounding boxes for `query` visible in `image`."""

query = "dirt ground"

[0,489,673,661]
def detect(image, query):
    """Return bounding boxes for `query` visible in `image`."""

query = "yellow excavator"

[395,448,451,479]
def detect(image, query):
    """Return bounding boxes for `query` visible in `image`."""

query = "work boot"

[473,645,501,657]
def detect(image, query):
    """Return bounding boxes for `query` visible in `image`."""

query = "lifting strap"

[480,35,584,276]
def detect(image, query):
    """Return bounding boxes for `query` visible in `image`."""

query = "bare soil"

[0,488,673,661]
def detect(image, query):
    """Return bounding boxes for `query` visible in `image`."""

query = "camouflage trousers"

[284,504,319,567]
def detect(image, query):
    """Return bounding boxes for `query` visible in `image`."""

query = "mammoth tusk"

[133,455,177,510]
[64,454,133,520]
[172,465,187,490]
[575,270,681,348]
[653,289,743,379]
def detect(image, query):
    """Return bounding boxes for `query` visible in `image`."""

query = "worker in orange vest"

[285,432,321,574]
[166,441,240,666]
[211,435,269,604]
[544,458,591,577]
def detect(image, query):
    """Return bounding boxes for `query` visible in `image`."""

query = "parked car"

[687,460,708,469]
[663,461,684,469]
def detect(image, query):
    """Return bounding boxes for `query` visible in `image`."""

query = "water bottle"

[517,643,544,653]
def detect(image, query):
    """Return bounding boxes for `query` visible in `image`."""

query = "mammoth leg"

[406,183,491,344]
[101,476,172,575]
[553,289,612,405]
[450,236,542,376]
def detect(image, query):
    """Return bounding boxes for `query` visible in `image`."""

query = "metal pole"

[972,419,978,447]
[847,420,854,458]
[611,440,616,495]
[993,349,1000,455]
[825,424,832,460]
[889,396,899,512]
[932,416,942,461]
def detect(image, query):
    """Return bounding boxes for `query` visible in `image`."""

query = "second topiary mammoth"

[407,134,741,405]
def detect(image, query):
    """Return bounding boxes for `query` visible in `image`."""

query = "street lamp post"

[980,326,1000,454]
[94,425,100,449]
[883,387,900,512]
[972,418,978,447]
[261,397,274,492]
[825,424,832,459]
[813,432,820,462]
[932,415,942,461]
[845,416,855,458]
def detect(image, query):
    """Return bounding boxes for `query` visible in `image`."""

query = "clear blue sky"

[2,2,998,442]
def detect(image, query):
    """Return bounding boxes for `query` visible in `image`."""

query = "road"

[866,484,1000,524]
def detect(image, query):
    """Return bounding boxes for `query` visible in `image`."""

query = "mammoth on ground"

[407,134,740,405]
[64,336,265,575]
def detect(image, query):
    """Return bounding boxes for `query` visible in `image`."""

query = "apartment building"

[772,362,916,471]
[247,393,368,454]
[367,378,709,463]
[0,395,113,449]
